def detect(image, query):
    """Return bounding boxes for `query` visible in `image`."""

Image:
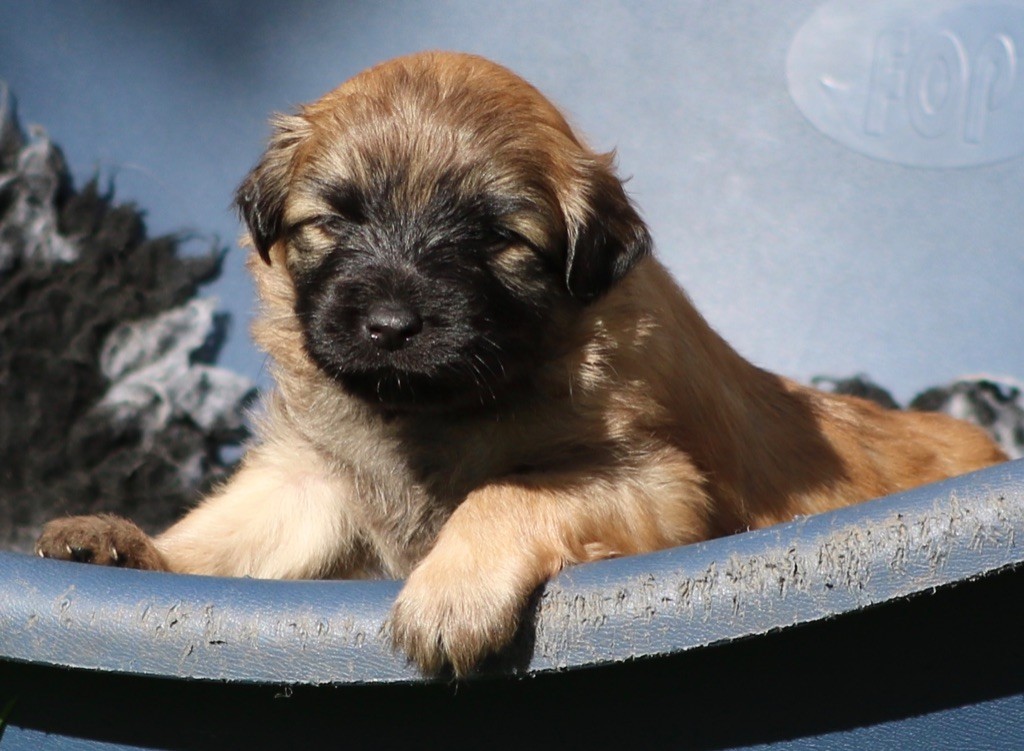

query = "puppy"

[37,51,1008,675]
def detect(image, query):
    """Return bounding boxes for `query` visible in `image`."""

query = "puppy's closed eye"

[321,182,369,225]
[311,214,361,238]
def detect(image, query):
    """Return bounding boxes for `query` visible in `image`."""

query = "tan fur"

[37,51,1007,676]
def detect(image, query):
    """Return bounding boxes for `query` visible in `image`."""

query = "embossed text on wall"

[788,0,1024,167]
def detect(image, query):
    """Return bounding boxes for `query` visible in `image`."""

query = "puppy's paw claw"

[36,514,166,571]
[390,560,525,677]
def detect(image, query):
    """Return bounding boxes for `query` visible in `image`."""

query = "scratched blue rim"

[1,459,1022,685]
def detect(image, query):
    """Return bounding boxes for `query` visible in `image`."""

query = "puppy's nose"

[362,302,423,351]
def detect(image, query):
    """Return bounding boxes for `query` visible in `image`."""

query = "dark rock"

[0,81,254,552]
[0,81,25,170]
[813,373,1023,460]
[812,374,901,410]
[911,378,1024,460]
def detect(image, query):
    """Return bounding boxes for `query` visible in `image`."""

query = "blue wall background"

[1,0,1021,402]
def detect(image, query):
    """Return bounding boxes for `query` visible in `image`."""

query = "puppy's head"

[236,51,650,410]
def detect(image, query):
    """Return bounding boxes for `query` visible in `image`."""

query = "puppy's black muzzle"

[362,301,424,351]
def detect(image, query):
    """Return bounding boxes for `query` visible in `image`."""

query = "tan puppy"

[37,52,1007,676]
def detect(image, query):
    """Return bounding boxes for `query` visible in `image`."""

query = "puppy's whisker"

[478,337,509,380]
[458,356,495,406]
[471,358,499,404]
[470,352,500,384]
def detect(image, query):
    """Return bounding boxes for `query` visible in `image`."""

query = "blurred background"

[2,0,1021,401]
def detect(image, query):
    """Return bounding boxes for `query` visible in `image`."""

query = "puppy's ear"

[235,114,311,264]
[563,153,652,301]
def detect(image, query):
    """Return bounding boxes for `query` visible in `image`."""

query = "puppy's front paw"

[36,514,166,570]
[390,554,532,677]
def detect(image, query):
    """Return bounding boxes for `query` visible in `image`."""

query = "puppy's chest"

[366,424,510,503]
[352,417,540,534]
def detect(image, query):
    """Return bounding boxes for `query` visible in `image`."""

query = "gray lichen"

[0,81,254,552]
